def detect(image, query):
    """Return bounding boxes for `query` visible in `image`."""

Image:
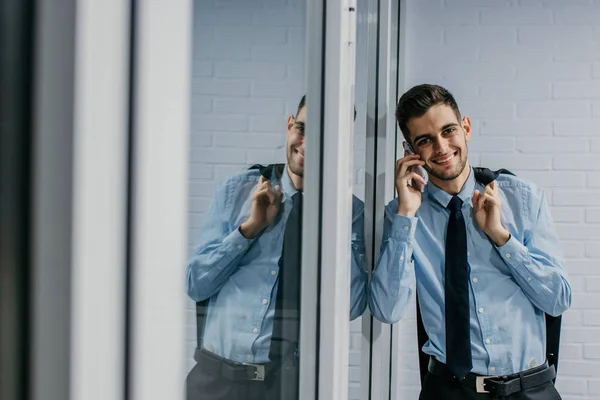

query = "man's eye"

[417,138,430,146]
[444,127,456,134]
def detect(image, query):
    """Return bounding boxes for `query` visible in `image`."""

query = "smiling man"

[185,95,368,400]
[369,84,571,399]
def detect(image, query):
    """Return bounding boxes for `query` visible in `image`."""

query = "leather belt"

[195,348,274,381]
[428,357,556,396]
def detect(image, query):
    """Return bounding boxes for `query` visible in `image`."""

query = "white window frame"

[126,1,192,399]
[302,0,358,398]
[361,0,402,398]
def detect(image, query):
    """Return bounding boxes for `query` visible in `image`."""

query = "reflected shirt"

[187,165,368,364]
[368,167,571,375]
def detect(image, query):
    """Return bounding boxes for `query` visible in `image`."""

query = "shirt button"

[467,252,470,257]
[505,253,511,259]
[271,270,277,275]
[403,226,409,231]
[400,256,404,261]
[527,276,532,281]
[263,299,268,304]
[472,278,478,283]
[253,328,258,333]
[490,367,496,373]
[485,338,491,344]
[237,244,243,249]
[478,307,484,313]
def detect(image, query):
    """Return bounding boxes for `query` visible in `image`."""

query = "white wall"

[395,1,600,399]
[187,1,366,398]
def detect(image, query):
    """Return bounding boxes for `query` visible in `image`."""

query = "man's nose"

[297,137,305,149]
[433,137,449,153]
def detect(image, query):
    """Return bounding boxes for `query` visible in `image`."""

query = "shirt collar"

[426,166,475,209]
[278,164,300,201]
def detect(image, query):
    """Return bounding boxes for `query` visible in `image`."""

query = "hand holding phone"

[402,141,427,192]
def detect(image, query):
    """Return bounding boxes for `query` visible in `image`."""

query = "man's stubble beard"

[286,149,304,177]
[288,162,304,177]
[424,148,468,182]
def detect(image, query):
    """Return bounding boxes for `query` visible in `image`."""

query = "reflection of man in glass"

[370,84,571,399]
[185,95,367,400]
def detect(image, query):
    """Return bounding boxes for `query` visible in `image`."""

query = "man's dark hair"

[296,94,357,121]
[395,84,461,144]
[296,95,306,117]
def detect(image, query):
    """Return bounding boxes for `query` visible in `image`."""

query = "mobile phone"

[403,141,427,192]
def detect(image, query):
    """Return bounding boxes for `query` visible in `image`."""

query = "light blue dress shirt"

[369,167,571,375]
[187,165,368,364]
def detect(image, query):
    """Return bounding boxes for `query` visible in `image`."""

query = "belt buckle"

[243,363,265,381]
[475,376,491,393]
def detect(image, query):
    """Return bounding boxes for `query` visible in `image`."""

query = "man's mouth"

[296,150,304,159]
[432,152,456,166]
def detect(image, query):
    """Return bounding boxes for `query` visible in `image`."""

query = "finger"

[483,184,495,197]
[264,183,276,204]
[258,176,266,185]
[253,187,271,200]
[397,171,426,191]
[478,190,487,210]
[476,193,501,211]
[404,171,427,187]
[396,155,421,169]
[472,190,481,211]
[397,158,425,178]
[481,193,501,206]
[258,180,270,191]
[491,180,499,196]
[273,185,283,203]
[484,181,499,197]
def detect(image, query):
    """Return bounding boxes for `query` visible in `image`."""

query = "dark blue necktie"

[445,195,472,379]
[269,192,302,362]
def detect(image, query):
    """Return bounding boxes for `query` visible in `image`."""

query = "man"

[369,84,571,399]
[185,95,368,400]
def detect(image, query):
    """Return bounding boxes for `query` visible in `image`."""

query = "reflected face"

[286,105,306,177]
[407,104,471,182]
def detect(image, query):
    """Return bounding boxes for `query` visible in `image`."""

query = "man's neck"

[429,162,471,196]
[286,165,304,191]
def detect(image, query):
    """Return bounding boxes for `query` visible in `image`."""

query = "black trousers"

[185,349,298,400]
[418,371,562,400]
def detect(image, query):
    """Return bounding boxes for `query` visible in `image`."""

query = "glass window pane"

[185,1,318,399]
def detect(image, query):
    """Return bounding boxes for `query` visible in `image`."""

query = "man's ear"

[286,115,295,135]
[462,116,472,142]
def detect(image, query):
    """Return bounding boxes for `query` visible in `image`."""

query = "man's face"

[286,105,306,177]
[407,104,471,182]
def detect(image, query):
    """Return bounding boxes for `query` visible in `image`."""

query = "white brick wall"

[399,1,600,399]
[188,1,367,398]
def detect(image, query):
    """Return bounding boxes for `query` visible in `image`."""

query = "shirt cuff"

[389,214,418,242]
[222,226,257,253]
[496,234,528,266]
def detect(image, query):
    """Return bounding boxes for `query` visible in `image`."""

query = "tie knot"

[291,192,303,209]
[447,195,463,213]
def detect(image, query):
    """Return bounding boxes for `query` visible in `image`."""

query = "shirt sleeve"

[350,198,368,320]
[496,189,572,317]
[368,202,418,324]
[186,180,257,302]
